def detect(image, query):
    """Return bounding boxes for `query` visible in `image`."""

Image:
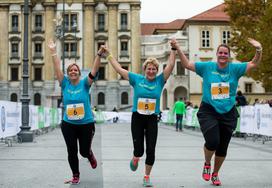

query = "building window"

[201,30,210,48]
[120,41,128,57]
[34,93,41,106]
[98,92,105,105]
[11,15,19,32]
[10,93,18,102]
[121,92,128,105]
[245,83,252,93]
[98,14,105,31]
[34,43,42,57]
[98,66,105,80]
[177,61,185,75]
[64,42,77,57]
[120,13,128,30]
[35,15,42,31]
[34,67,42,81]
[64,13,77,32]
[10,67,19,81]
[222,30,231,45]
[11,43,19,57]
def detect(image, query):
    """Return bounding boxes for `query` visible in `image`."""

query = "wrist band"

[88,72,95,79]
[171,47,177,51]
[51,53,57,57]
[106,54,113,61]
[97,53,102,57]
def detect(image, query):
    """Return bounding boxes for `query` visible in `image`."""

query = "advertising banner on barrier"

[38,106,45,129]
[30,105,39,131]
[240,106,255,134]
[259,104,272,136]
[0,101,21,138]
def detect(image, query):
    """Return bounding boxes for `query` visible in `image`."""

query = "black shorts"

[197,102,239,135]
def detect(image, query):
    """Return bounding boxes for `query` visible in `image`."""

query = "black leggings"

[61,121,95,175]
[197,102,238,157]
[131,112,158,166]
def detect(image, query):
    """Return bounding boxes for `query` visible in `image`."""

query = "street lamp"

[54,1,65,116]
[18,0,33,142]
[72,19,77,61]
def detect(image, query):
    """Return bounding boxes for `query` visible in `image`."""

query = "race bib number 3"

[66,103,85,120]
[211,82,230,100]
[137,98,156,115]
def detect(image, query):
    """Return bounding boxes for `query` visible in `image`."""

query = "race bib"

[66,103,85,120]
[137,98,156,115]
[211,82,230,100]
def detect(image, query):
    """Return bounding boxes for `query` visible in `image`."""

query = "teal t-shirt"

[195,62,247,114]
[129,72,165,115]
[61,76,94,124]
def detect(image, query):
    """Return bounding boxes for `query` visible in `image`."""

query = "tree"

[225,0,272,92]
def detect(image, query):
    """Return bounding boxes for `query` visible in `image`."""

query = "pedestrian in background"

[48,40,102,185]
[173,98,186,132]
[101,39,177,187]
[172,38,262,186]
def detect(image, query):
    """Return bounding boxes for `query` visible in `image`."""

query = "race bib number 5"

[66,103,85,120]
[137,98,156,115]
[211,82,230,100]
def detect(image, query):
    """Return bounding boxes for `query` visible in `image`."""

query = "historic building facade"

[0,0,141,111]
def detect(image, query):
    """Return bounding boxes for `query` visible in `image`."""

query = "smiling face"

[216,45,230,68]
[67,63,81,81]
[143,58,159,81]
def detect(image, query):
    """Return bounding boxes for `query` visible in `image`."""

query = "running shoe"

[143,175,153,187]
[89,153,97,169]
[202,162,211,181]
[64,174,80,184]
[211,172,221,186]
[130,157,139,171]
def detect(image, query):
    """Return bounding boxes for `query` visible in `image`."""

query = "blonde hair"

[66,63,81,76]
[143,57,159,71]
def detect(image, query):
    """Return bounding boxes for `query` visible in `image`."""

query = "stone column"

[130,4,141,73]
[44,4,55,81]
[0,6,9,81]
[107,4,118,80]
[83,3,94,70]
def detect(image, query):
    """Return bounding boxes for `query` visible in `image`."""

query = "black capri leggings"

[61,121,95,175]
[131,112,158,166]
[197,102,239,157]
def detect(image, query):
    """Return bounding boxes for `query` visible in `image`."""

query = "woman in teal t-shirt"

[173,38,262,186]
[48,40,103,184]
[101,39,177,187]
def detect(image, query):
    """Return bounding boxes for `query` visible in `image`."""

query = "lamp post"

[72,19,77,61]
[54,1,65,116]
[18,0,33,142]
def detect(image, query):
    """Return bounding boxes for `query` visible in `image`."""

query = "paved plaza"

[0,123,272,188]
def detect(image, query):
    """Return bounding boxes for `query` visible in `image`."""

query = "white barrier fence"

[0,100,62,139]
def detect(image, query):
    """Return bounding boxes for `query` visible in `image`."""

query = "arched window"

[10,93,18,102]
[34,93,41,106]
[121,92,128,105]
[98,92,105,105]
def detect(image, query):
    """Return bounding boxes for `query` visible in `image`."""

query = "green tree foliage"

[225,0,272,92]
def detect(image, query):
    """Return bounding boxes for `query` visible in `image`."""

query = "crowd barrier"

[94,104,272,142]
[0,100,62,141]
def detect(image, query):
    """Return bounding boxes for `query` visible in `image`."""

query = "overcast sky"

[140,0,224,23]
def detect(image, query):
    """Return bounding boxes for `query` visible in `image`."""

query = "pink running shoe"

[211,172,221,186]
[202,163,211,181]
[89,154,97,169]
[64,174,80,184]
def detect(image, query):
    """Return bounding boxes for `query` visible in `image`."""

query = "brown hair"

[143,57,159,71]
[66,63,81,75]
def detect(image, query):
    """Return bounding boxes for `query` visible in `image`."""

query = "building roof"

[141,3,229,35]
[141,19,185,35]
[188,3,229,22]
